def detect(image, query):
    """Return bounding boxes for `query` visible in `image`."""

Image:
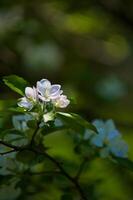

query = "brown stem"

[0,149,16,155]
[0,140,24,151]
[0,141,88,200]
[34,149,88,200]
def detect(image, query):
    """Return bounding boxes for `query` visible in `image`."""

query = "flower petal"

[107,130,121,141]
[25,87,34,99]
[50,84,62,99]
[38,94,50,102]
[43,112,55,123]
[52,95,70,108]
[105,119,116,133]
[33,86,38,100]
[37,79,51,96]
[18,97,33,110]
[110,139,128,158]
[91,134,104,147]
[92,120,105,130]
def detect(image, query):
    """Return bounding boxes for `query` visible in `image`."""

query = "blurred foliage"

[0,0,133,200]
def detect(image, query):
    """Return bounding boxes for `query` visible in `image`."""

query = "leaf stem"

[30,121,40,146]
[75,158,88,180]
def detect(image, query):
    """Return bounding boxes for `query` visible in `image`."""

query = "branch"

[34,149,88,200]
[0,140,88,200]
[0,149,16,155]
[0,140,23,151]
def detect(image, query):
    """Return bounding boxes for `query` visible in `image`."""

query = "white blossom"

[18,87,37,110]
[37,79,62,102]
[43,112,55,123]
[18,79,70,112]
[25,87,37,100]
[52,95,70,108]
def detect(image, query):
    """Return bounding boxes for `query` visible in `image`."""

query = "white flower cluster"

[18,79,70,111]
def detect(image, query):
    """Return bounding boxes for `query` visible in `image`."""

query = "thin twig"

[0,140,88,200]
[0,149,16,155]
[33,149,88,200]
[0,140,23,151]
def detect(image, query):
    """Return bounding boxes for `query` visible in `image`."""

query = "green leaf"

[57,112,97,133]
[0,175,14,185]
[114,157,133,172]
[41,124,67,136]
[61,194,73,200]
[16,150,36,164]
[0,181,20,200]
[27,120,37,129]
[3,75,29,96]
[8,107,27,113]
[0,129,28,146]
[0,129,24,140]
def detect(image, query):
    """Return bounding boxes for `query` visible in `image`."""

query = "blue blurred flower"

[91,119,128,158]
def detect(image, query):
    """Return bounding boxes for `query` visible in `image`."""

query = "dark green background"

[0,1,133,199]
